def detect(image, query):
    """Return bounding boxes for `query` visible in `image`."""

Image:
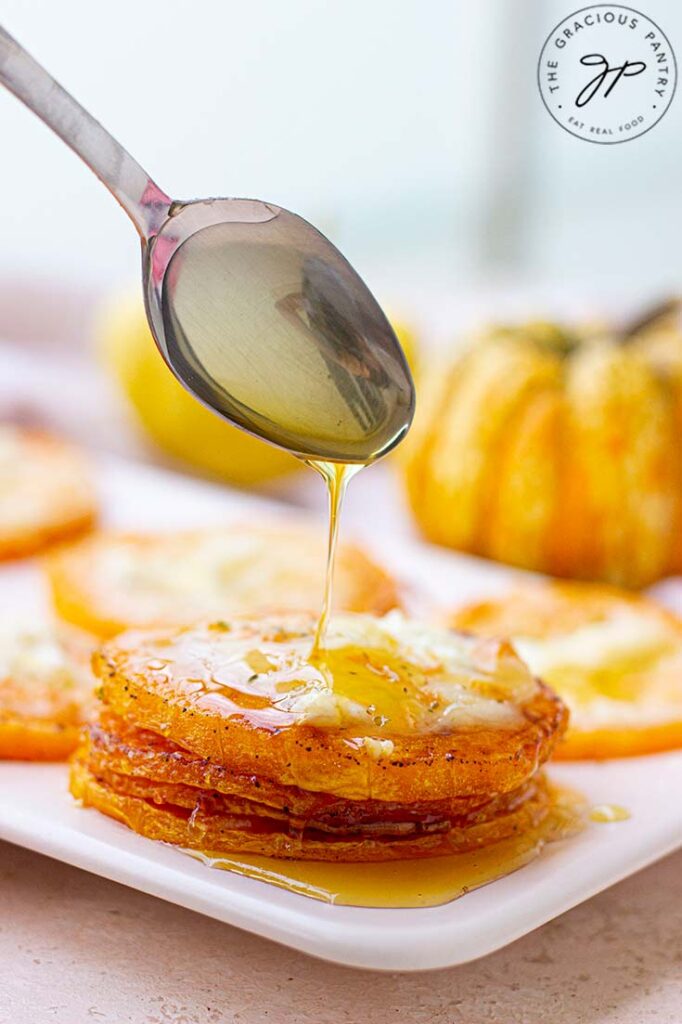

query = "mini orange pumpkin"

[404,302,682,588]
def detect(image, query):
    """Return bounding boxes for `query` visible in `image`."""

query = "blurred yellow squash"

[391,319,418,378]
[100,295,298,485]
[403,304,682,588]
[100,295,417,485]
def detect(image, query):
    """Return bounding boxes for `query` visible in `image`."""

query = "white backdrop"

[2,0,682,307]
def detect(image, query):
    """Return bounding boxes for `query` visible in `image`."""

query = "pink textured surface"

[1,840,680,1023]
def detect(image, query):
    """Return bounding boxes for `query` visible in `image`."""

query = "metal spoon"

[0,27,414,463]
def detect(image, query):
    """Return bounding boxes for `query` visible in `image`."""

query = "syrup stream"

[307,460,361,654]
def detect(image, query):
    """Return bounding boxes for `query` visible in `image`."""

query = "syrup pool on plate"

[589,804,631,823]
[183,784,588,909]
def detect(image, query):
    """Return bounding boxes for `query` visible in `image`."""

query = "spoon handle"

[0,26,171,238]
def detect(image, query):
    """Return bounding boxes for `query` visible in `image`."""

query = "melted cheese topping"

[84,526,384,623]
[0,430,45,526]
[126,612,541,735]
[99,531,315,602]
[0,620,86,721]
[0,427,91,532]
[514,611,673,675]
[513,609,682,726]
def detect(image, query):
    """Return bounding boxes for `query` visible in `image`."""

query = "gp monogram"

[538,5,676,143]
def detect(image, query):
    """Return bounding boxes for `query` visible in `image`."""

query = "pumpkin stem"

[619,297,682,341]
[512,321,581,357]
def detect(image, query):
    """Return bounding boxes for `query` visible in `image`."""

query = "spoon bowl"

[145,198,414,463]
[0,26,415,464]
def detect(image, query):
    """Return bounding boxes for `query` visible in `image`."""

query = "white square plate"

[0,456,680,972]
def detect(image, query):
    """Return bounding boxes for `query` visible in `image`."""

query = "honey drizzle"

[182,783,587,909]
[306,460,361,654]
